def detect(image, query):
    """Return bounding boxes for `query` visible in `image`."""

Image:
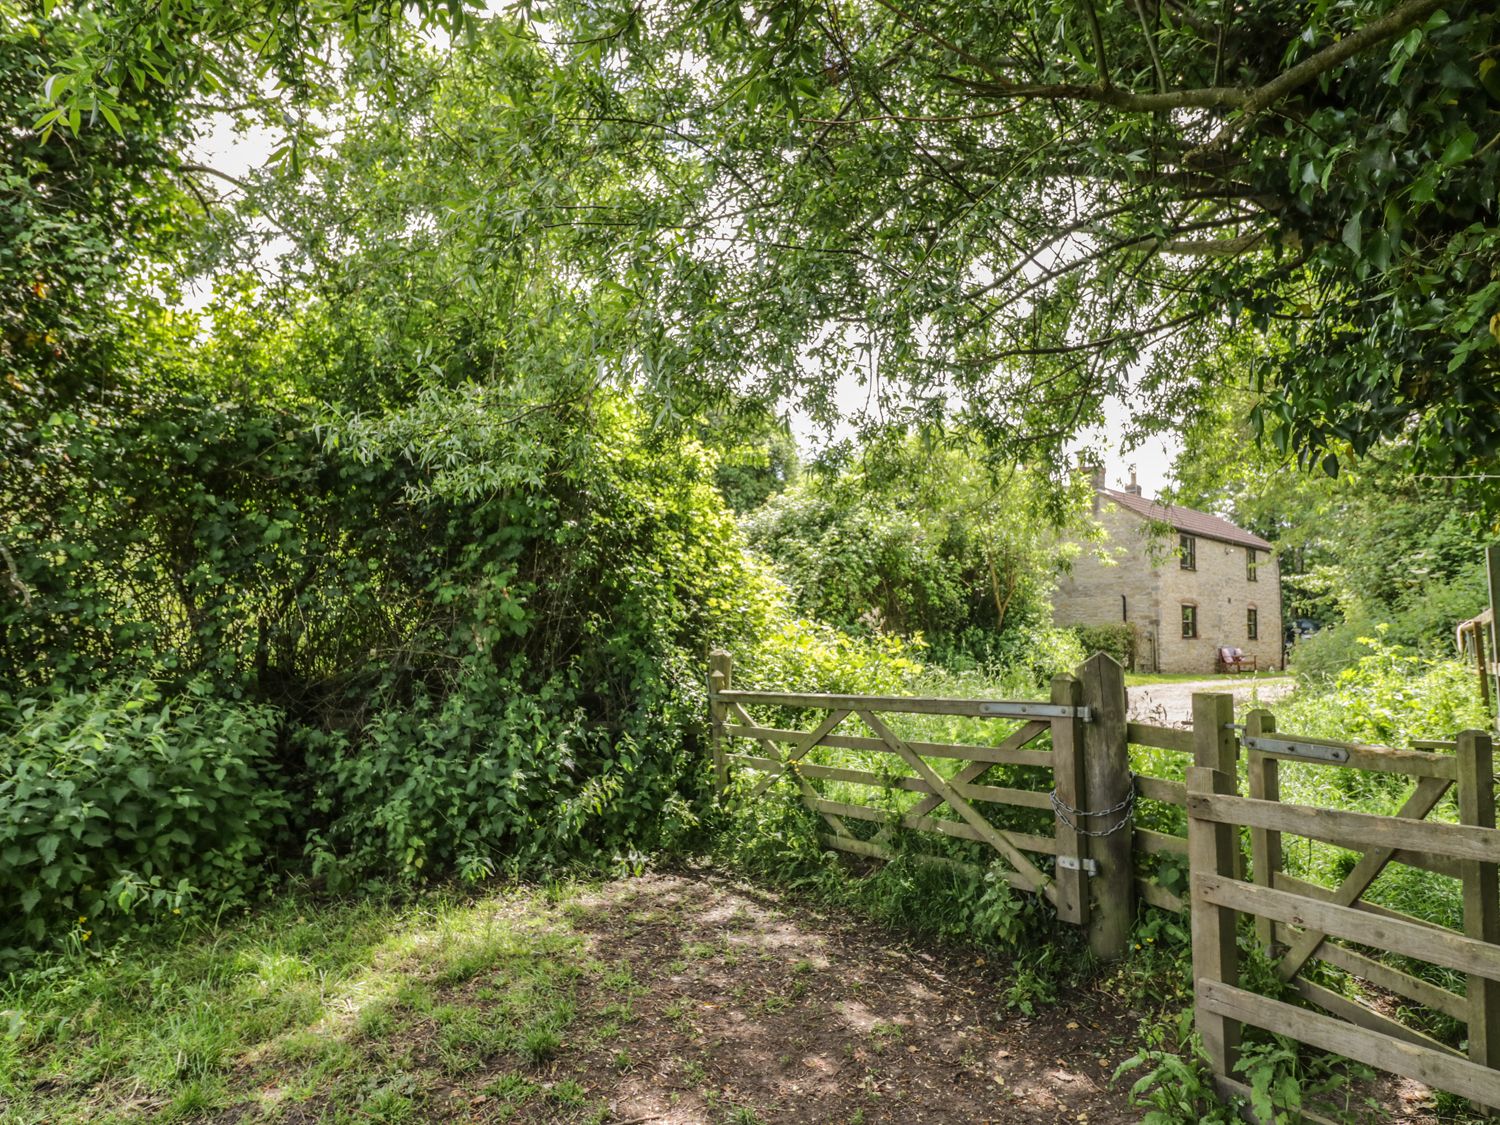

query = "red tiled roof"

[1099,488,1273,551]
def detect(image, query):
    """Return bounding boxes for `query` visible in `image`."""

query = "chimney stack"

[1125,467,1142,496]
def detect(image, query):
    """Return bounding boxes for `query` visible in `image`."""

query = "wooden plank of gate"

[1133,828,1187,856]
[745,709,851,799]
[1272,923,1469,1022]
[722,723,1052,767]
[1276,774,1453,982]
[1288,977,1464,1057]
[1199,979,1500,1108]
[1194,873,1500,983]
[727,753,1052,809]
[1457,728,1500,1108]
[1188,692,1241,1082]
[1133,775,1187,806]
[717,689,1069,719]
[857,709,1058,905]
[1127,722,1193,754]
[1246,709,1281,951]
[1187,791,1500,866]
[804,797,1058,855]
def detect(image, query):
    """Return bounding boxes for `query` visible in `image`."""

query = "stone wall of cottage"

[1052,495,1284,673]
[1156,532,1283,674]
[1051,499,1163,671]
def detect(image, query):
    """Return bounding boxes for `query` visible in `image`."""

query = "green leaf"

[1440,128,1477,167]
[36,834,61,863]
[1341,213,1362,255]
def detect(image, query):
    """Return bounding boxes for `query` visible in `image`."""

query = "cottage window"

[1179,534,1196,570]
[1246,547,1259,582]
[1247,607,1259,640]
[1181,604,1198,639]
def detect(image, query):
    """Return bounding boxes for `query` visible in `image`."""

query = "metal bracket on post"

[1057,855,1099,876]
[979,701,1093,722]
[1242,735,1350,764]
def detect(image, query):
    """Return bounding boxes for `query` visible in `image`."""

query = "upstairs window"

[1247,547,1259,582]
[1181,604,1198,639]
[1179,534,1196,571]
[1247,607,1259,640]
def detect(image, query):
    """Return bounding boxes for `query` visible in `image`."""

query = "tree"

[29,1,1500,475]
[625,0,1498,470]
[743,436,1092,664]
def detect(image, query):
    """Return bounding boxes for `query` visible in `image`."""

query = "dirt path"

[541,870,1144,1124]
[1128,677,1293,727]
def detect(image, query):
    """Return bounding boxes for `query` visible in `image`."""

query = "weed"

[519,1024,562,1064]
[547,1078,588,1107]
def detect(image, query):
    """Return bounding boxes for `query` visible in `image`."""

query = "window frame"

[1246,547,1259,582]
[1179,534,1196,570]
[1181,603,1198,639]
[1247,606,1259,641]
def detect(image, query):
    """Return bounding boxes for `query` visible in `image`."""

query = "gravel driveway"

[1127,676,1294,727]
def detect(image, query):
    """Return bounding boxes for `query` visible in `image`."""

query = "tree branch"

[1083,0,1111,88]
[954,0,1449,117]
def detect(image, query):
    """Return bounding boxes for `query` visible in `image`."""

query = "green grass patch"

[0,883,599,1124]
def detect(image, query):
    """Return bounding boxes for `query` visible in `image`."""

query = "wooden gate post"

[1050,673,1088,928]
[1077,652,1132,959]
[709,650,732,799]
[1189,692,1241,1082]
[1457,728,1500,1108]
[1245,708,1281,952]
[1488,547,1500,731]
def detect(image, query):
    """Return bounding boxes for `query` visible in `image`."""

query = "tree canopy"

[21,0,1500,476]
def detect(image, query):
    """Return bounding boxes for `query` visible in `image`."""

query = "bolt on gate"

[707,649,1139,959]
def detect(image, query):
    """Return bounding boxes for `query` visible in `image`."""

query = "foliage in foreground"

[0,683,287,957]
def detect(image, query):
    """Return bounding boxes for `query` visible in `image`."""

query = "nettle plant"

[0,681,289,957]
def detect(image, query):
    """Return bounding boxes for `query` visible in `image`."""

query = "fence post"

[1245,708,1281,952]
[1189,692,1241,1082]
[1050,673,1087,928]
[1457,728,1500,1109]
[709,649,732,799]
[1488,547,1500,731]
[1077,652,1132,959]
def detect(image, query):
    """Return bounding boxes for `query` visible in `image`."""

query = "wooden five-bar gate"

[708,649,1500,1114]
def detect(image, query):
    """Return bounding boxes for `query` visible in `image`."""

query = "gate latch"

[1057,855,1099,875]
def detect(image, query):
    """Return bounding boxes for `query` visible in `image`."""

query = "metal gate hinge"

[1057,855,1099,875]
[1243,735,1350,764]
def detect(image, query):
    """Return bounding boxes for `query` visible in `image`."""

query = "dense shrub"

[1278,630,1488,747]
[1,384,774,939]
[1073,624,1137,670]
[300,681,699,887]
[0,682,288,957]
[740,444,1088,668]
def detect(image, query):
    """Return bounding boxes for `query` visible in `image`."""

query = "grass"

[0,882,610,1124]
[1124,670,1289,686]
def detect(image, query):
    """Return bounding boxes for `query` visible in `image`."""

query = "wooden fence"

[709,650,1500,1113]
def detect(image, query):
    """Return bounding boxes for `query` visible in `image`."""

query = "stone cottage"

[1053,471,1282,674]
